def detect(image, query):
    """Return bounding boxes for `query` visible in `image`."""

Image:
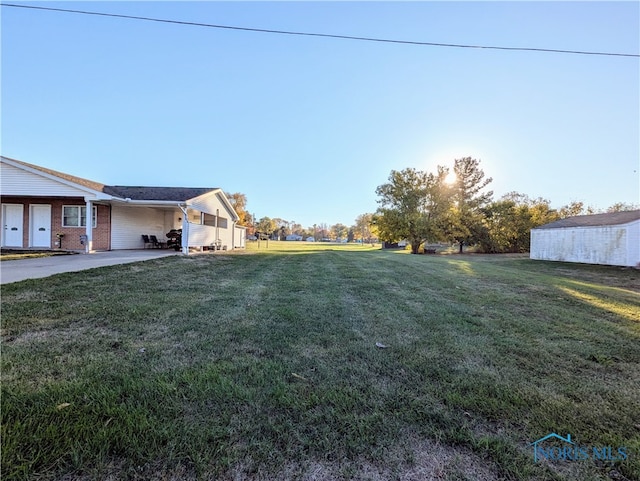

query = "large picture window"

[62,206,97,227]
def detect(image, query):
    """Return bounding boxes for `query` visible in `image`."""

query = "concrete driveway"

[0,250,179,284]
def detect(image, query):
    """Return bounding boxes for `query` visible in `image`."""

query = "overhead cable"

[2,3,639,58]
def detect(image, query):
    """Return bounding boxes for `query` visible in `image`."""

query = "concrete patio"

[1,250,179,284]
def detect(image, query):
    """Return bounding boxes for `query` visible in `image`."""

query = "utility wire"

[3,2,639,58]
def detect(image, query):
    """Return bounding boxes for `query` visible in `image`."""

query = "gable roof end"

[1,155,108,195]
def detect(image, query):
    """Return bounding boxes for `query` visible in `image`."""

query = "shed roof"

[534,210,640,229]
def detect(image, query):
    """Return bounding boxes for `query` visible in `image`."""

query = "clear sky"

[2,1,639,228]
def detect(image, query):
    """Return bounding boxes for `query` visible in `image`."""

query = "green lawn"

[2,243,639,480]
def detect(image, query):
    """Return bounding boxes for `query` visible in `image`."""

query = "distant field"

[244,239,381,251]
[1,244,639,480]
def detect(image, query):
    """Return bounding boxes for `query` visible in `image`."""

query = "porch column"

[85,199,93,253]
[181,214,189,255]
[215,209,220,242]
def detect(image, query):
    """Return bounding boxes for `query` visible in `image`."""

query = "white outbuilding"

[530,210,640,267]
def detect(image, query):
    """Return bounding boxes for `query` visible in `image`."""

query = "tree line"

[225,158,636,251]
[224,192,377,242]
[373,157,638,254]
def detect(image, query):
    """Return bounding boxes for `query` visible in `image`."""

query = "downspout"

[232,221,235,249]
[178,203,189,255]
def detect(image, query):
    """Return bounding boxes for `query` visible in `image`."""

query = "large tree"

[272,218,289,240]
[478,193,559,253]
[558,200,586,218]
[374,167,450,254]
[447,157,493,253]
[225,192,250,226]
[607,202,640,212]
[255,217,277,240]
[353,213,376,243]
[331,223,349,241]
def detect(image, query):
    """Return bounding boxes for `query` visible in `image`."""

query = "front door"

[30,204,51,248]
[2,204,24,247]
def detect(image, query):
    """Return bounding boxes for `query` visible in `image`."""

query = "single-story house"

[285,234,303,241]
[530,210,640,267]
[1,156,246,253]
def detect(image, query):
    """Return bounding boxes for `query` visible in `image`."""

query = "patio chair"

[141,235,154,249]
[149,235,165,249]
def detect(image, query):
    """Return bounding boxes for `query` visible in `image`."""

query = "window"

[62,206,97,227]
[202,214,227,228]
[203,213,216,226]
[187,209,202,224]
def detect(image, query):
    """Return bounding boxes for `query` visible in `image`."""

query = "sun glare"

[445,171,457,185]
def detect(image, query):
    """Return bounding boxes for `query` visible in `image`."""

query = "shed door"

[2,204,24,247]
[30,204,52,247]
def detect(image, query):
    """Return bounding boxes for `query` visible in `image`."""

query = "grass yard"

[1,243,639,480]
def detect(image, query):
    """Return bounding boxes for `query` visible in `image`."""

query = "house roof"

[534,210,640,229]
[2,156,218,202]
[103,186,219,202]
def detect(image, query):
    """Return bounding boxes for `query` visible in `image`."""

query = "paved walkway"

[1,250,179,284]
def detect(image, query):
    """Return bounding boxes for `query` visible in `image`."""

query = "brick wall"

[1,196,111,250]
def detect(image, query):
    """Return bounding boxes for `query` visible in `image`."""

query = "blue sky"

[2,1,639,228]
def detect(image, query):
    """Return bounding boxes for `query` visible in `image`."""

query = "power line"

[2,2,639,58]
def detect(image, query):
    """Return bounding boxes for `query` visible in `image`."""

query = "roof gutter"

[109,198,185,207]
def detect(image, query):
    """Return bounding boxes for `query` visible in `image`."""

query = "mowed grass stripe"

[1,245,639,480]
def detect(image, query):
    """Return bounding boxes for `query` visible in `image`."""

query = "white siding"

[531,220,640,267]
[234,226,246,248]
[218,221,234,249]
[184,191,237,250]
[627,221,640,267]
[111,205,178,249]
[186,224,219,248]
[186,221,234,249]
[1,163,98,198]
[188,191,236,220]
